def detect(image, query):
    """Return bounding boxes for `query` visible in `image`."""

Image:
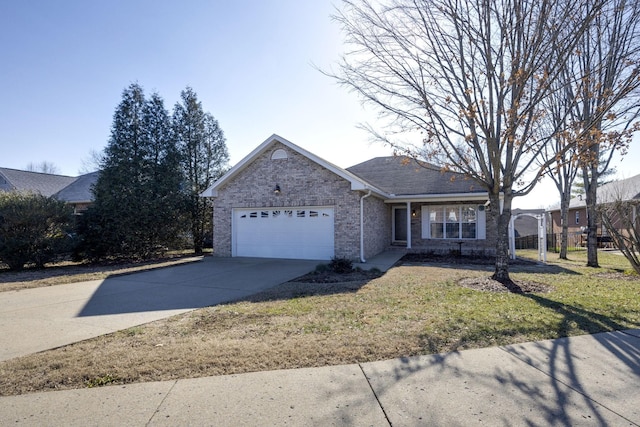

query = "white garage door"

[233,207,335,260]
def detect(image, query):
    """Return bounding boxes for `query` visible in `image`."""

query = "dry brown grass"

[0,255,204,292]
[0,253,638,396]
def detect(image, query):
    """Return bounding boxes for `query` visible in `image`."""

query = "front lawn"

[0,250,637,396]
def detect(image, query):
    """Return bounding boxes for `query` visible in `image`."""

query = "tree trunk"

[191,195,204,255]
[585,167,600,268]
[491,193,513,285]
[559,191,570,259]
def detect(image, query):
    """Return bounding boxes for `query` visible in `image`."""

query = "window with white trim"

[424,205,478,239]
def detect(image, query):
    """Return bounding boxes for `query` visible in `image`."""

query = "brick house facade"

[202,135,493,261]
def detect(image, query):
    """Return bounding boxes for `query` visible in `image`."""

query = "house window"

[426,205,477,239]
[271,149,288,160]
[575,211,580,225]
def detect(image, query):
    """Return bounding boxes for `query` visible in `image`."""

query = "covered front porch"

[385,197,494,256]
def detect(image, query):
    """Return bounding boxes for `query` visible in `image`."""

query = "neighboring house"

[548,173,640,246]
[0,167,99,213]
[53,171,100,213]
[201,134,494,261]
[549,196,590,237]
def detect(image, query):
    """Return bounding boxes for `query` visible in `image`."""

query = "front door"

[393,207,407,242]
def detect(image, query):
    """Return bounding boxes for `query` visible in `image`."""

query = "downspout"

[360,190,372,263]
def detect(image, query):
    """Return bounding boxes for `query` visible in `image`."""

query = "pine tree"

[78,84,184,260]
[142,92,186,250]
[173,87,229,254]
[571,165,617,197]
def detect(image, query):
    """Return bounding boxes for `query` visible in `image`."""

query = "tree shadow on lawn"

[349,295,640,426]
[400,257,580,276]
[241,279,374,303]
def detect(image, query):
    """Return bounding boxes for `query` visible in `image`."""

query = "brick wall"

[212,142,370,260]
[363,195,391,260]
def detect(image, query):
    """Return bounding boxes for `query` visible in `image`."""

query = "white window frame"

[422,204,485,240]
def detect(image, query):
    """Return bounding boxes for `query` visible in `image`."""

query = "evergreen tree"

[78,83,183,260]
[572,164,617,197]
[142,92,186,250]
[173,87,229,254]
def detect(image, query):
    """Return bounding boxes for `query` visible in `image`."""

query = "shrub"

[328,257,353,274]
[314,263,330,274]
[0,192,73,270]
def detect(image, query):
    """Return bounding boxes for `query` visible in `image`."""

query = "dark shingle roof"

[346,156,484,196]
[54,171,99,203]
[0,168,99,204]
[0,168,77,197]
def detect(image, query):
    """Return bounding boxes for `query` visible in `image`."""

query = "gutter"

[384,192,489,203]
[359,190,372,263]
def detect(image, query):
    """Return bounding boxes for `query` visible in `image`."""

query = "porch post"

[406,201,412,249]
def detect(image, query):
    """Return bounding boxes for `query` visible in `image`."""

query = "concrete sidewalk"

[1,330,638,426]
[354,249,405,272]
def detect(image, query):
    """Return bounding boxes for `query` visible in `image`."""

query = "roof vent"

[271,149,288,160]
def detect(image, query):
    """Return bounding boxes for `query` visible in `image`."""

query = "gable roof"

[0,167,98,204]
[346,156,486,197]
[200,134,389,198]
[54,171,99,203]
[0,168,77,197]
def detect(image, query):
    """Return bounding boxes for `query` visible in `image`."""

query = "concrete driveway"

[0,257,317,362]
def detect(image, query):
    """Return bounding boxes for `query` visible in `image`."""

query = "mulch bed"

[400,253,551,293]
[292,269,382,283]
[400,253,536,266]
[291,254,550,293]
[458,277,553,294]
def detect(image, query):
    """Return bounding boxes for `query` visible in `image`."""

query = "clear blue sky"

[1,1,637,209]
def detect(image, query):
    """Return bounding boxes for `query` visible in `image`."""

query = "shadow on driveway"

[77,257,318,317]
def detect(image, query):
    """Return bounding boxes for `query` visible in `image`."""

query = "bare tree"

[538,55,587,260]
[540,81,580,259]
[78,149,104,175]
[26,161,59,175]
[331,0,604,284]
[597,178,640,274]
[565,0,640,268]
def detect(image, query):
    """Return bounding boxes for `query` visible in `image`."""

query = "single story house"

[0,167,99,214]
[201,134,495,261]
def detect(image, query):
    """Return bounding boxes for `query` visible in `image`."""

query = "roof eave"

[384,192,490,203]
[200,134,390,199]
